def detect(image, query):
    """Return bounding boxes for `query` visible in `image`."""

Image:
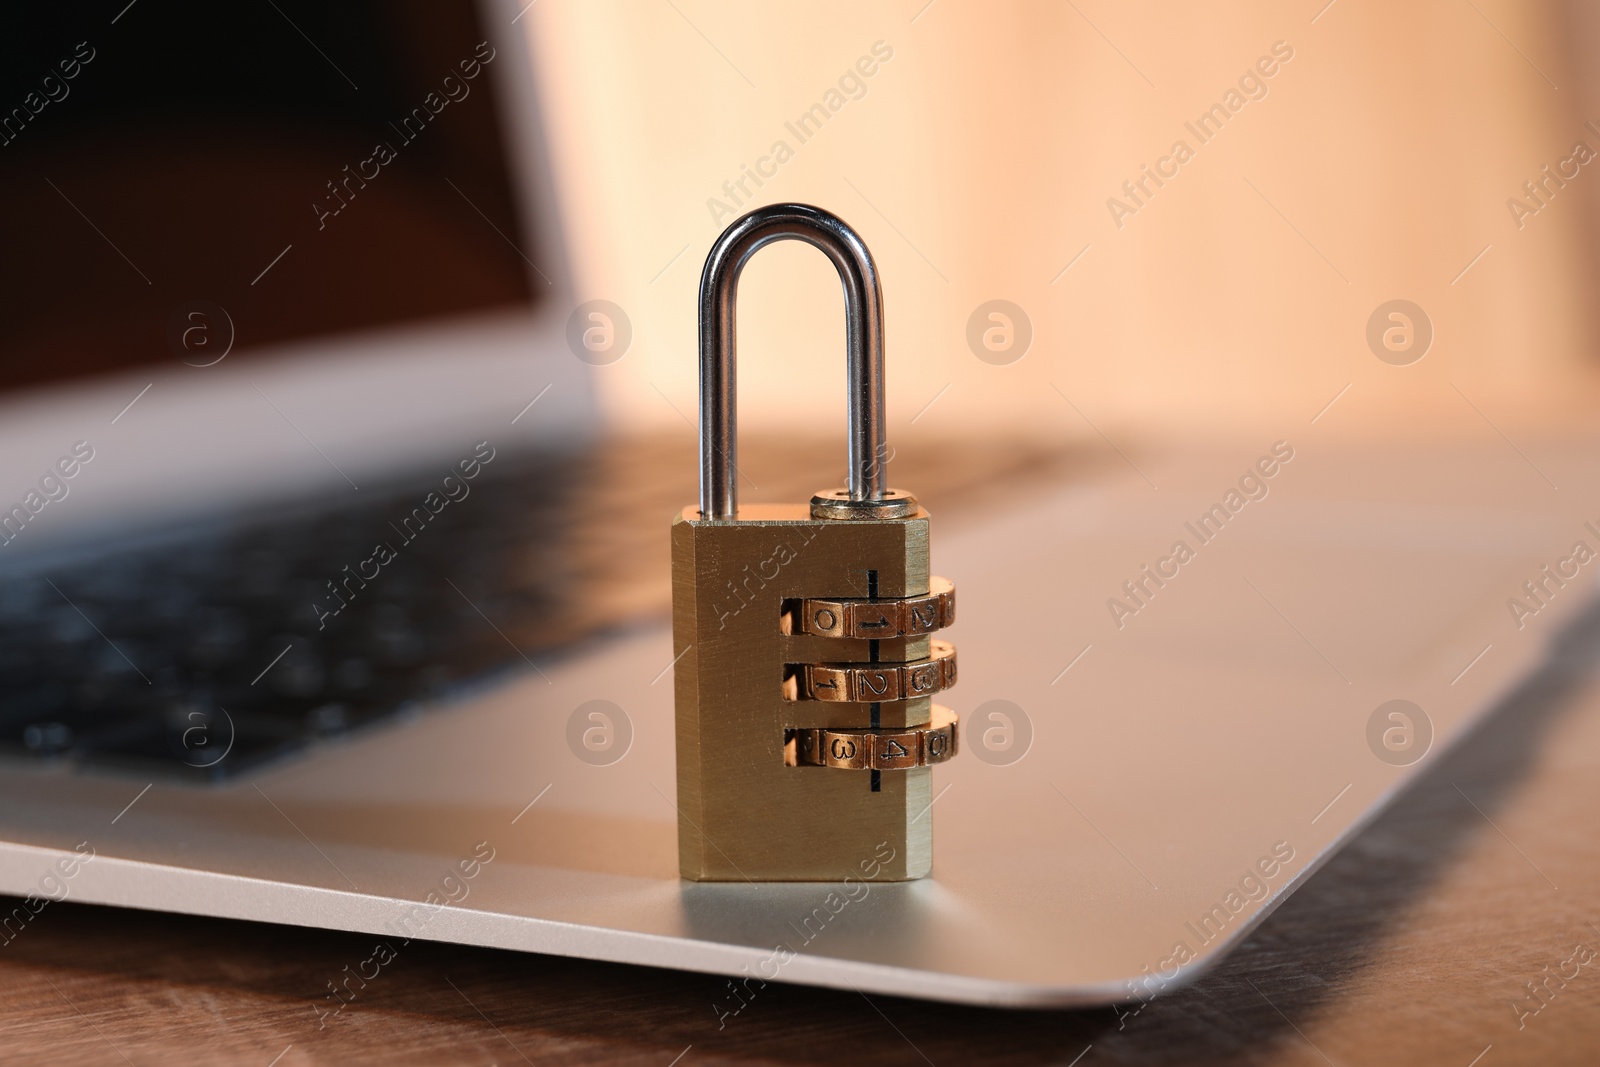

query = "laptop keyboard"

[0,433,1079,781]
[0,449,590,780]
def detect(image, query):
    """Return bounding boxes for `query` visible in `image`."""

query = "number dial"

[788,640,957,702]
[787,706,959,770]
[788,577,956,639]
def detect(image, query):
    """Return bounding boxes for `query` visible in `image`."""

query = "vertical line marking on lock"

[868,570,881,793]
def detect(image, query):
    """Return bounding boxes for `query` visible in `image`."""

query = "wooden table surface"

[3,442,1599,1065]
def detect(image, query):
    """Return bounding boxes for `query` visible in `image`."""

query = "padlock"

[672,203,959,882]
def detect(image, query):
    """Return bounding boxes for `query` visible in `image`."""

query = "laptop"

[2,0,1595,1009]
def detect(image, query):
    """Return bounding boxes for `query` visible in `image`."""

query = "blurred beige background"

[524,0,1600,456]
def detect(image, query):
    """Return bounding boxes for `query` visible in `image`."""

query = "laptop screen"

[0,0,536,392]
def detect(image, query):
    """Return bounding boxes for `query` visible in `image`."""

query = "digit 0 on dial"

[672,204,959,882]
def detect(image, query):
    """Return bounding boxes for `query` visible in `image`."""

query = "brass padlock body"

[673,504,932,881]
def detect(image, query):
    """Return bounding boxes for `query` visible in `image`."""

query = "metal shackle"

[698,203,914,521]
